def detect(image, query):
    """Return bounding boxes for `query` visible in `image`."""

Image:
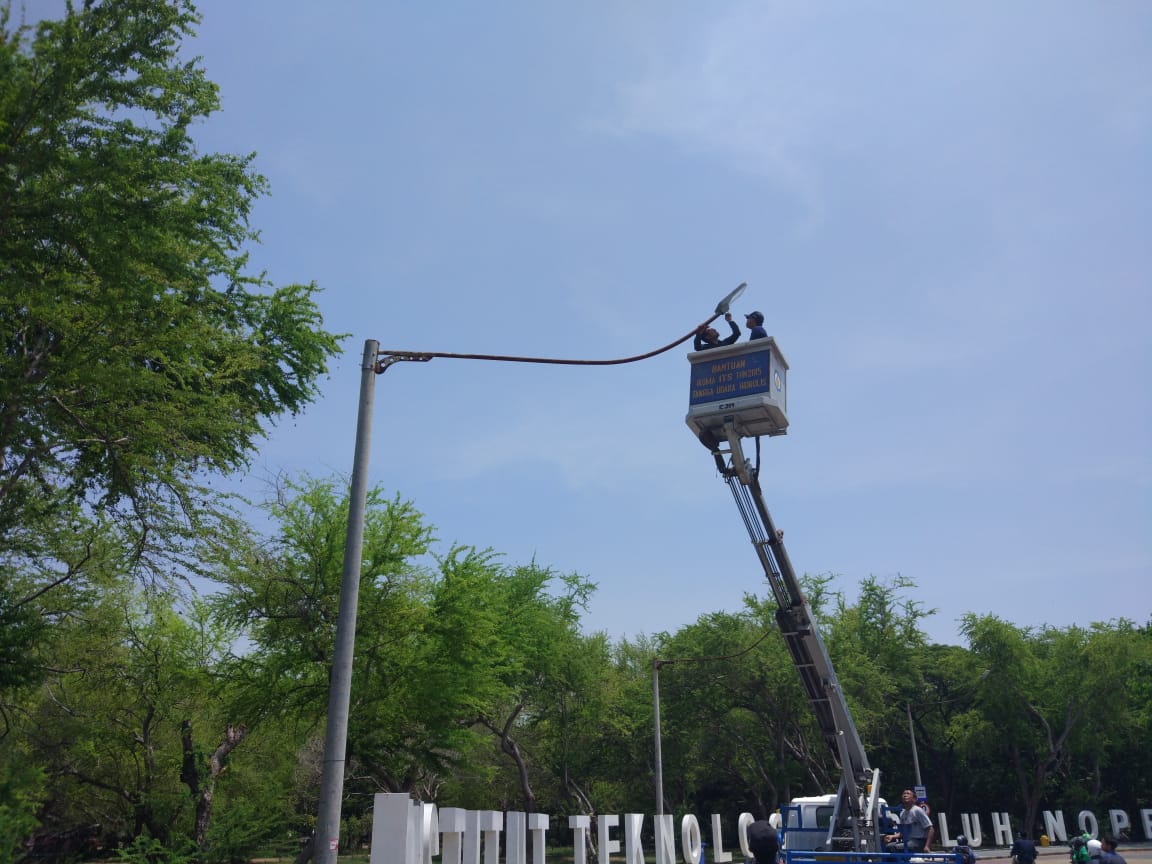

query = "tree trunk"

[1011,699,1084,839]
[180,719,249,848]
[479,706,536,812]
[499,732,536,813]
[294,836,315,864]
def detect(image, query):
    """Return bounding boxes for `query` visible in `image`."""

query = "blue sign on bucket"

[689,349,772,406]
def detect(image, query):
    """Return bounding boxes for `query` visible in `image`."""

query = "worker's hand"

[724,312,733,321]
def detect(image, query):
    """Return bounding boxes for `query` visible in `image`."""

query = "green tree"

[824,573,933,771]
[213,475,612,828]
[0,758,44,864]
[0,0,341,565]
[959,614,1139,836]
[0,2,342,788]
[1048,618,1152,810]
[209,475,438,838]
[529,632,655,826]
[904,643,993,815]
[423,550,595,812]
[644,595,825,823]
[535,630,633,820]
[0,500,128,710]
[196,717,302,864]
[1106,618,1152,807]
[18,581,239,848]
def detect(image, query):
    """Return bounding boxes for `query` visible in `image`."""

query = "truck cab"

[781,795,896,852]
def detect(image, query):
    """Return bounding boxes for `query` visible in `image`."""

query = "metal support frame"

[705,423,885,852]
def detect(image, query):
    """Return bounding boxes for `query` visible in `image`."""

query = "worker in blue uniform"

[694,313,741,350]
[745,310,767,340]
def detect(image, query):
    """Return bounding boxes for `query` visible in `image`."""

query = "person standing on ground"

[1011,833,1038,864]
[884,788,934,853]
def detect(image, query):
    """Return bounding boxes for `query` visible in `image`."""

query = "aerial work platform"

[685,332,884,854]
[685,337,789,442]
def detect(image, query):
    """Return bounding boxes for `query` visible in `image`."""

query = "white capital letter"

[597,815,621,864]
[569,815,591,864]
[1078,811,1099,837]
[624,814,646,864]
[438,809,467,864]
[938,813,953,847]
[710,814,732,862]
[371,793,417,864]
[655,815,677,864]
[990,812,1014,847]
[960,814,984,847]
[506,812,527,864]
[1043,811,1068,843]
[480,811,502,864]
[1109,810,1131,838]
[680,815,702,864]
[737,814,755,858]
[528,814,549,864]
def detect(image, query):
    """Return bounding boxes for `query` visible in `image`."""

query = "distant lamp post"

[904,670,991,799]
[313,285,747,864]
[907,701,922,788]
[653,658,670,817]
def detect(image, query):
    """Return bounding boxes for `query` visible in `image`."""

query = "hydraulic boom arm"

[708,422,884,852]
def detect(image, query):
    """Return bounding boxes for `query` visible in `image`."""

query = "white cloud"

[599,2,829,222]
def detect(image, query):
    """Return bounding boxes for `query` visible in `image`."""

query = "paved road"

[972,844,1152,864]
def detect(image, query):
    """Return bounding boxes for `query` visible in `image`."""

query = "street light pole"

[904,670,989,798]
[314,339,379,864]
[653,659,665,817]
[906,701,922,788]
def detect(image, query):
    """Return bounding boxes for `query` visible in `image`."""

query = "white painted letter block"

[624,814,645,864]
[570,815,591,864]
[655,815,677,864]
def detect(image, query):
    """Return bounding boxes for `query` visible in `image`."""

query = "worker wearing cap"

[745,310,767,340]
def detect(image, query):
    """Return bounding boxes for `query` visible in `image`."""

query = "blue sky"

[45,0,1152,645]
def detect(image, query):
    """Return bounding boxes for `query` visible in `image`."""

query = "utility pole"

[653,658,665,816]
[314,339,379,864]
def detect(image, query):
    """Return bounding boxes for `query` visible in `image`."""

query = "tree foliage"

[0,3,344,859]
[0,0,343,748]
[17,581,235,846]
[0,0,342,547]
[4,510,1149,862]
[425,550,595,812]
